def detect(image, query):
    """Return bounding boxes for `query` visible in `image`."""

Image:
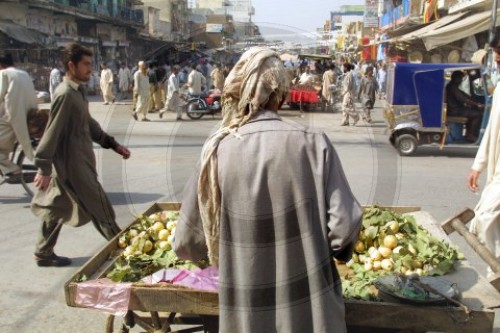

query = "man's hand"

[114,145,131,159]
[467,169,480,192]
[34,174,51,191]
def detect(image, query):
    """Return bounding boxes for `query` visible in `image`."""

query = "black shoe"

[159,112,163,119]
[340,123,349,126]
[132,113,138,121]
[5,172,23,184]
[35,253,72,267]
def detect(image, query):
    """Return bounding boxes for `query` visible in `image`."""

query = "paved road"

[0,97,498,332]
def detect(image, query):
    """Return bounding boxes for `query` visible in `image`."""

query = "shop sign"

[206,24,224,33]
[80,36,98,44]
[364,0,380,27]
[102,40,117,47]
[118,40,130,47]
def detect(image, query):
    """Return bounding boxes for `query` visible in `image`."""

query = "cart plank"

[65,204,498,332]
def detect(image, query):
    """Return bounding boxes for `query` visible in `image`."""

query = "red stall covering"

[288,90,319,103]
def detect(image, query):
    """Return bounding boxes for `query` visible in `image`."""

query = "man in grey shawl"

[174,47,362,333]
[31,43,131,267]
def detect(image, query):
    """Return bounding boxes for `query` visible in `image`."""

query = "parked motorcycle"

[185,91,222,120]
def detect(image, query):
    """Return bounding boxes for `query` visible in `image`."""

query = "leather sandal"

[35,253,72,267]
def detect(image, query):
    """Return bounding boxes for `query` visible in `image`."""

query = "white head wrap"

[197,47,290,266]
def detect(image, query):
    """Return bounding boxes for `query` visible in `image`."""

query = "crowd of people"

[287,56,388,125]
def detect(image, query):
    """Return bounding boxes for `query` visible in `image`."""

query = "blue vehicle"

[385,63,490,156]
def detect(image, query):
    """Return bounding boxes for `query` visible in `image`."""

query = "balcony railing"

[48,0,144,24]
[380,0,411,29]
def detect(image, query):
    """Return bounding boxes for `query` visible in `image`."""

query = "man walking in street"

[31,43,131,267]
[210,63,225,91]
[341,63,360,126]
[322,63,337,111]
[357,66,378,123]
[49,62,63,102]
[159,65,181,120]
[0,53,38,184]
[100,62,115,105]
[133,61,151,121]
[117,62,131,101]
[148,61,163,112]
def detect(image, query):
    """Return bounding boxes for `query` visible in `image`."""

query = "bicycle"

[0,138,39,197]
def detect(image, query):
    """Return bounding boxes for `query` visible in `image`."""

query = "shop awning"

[0,20,46,45]
[388,12,467,44]
[421,9,500,50]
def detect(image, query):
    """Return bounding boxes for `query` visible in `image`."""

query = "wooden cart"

[65,204,499,333]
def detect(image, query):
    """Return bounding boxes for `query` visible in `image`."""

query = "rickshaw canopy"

[389,63,483,128]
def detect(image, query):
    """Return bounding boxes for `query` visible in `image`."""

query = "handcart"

[65,204,499,333]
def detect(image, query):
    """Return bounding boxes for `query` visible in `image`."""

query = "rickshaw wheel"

[396,134,418,156]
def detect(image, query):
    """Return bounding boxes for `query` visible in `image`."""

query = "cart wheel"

[105,315,129,333]
[396,134,418,156]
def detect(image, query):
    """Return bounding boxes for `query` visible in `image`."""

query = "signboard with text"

[364,0,379,27]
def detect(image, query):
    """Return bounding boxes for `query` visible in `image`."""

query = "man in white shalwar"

[187,64,206,96]
[49,65,62,102]
[100,62,115,105]
[467,69,500,278]
[159,65,181,120]
[132,61,151,121]
[117,62,131,100]
[0,54,38,182]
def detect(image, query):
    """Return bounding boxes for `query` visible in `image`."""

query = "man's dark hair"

[0,53,14,67]
[451,70,464,82]
[62,43,93,71]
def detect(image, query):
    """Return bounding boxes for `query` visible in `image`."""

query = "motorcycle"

[185,91,222,120]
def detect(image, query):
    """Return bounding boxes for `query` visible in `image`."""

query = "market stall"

[65,203,499,333]
[286,84,321,111]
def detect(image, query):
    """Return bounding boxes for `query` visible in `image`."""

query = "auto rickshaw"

[385,63,491,156]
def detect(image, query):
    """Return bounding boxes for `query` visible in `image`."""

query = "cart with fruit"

[65,203,499,333]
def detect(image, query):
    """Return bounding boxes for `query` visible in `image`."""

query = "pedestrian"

[159,65,181,120]
[467,40,500,278]
[357,66,378,123]
[100,62,115,105]
[131,61,140,112]
[0,53,38,183]
[117,62,131,100]
[322,63,337,108]
[147,61,163,112]
[187,63,206,96]
[49,62,63,102]
[31,43,131,267]
[132,61,151,122]
[376,62,387,99]
[210,63,225,91]
[341,63,360,126]
[174,47,362,333]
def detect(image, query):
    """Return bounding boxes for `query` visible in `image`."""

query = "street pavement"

[0,96,499,332]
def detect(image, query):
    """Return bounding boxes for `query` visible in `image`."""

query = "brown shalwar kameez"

[32,78,121,255]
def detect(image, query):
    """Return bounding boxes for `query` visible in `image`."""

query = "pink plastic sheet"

[142,267,219,292]
[75,278,132,317]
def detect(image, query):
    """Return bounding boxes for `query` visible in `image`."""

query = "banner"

[364,0,379,28]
